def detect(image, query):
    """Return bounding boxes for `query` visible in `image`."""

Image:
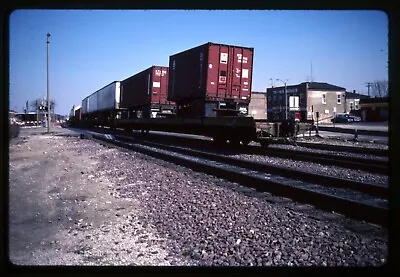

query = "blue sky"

[9,10,388,115]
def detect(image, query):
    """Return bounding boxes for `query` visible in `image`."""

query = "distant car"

[331,114,362,123]
[347,115,362,122]
[331,114,351,123]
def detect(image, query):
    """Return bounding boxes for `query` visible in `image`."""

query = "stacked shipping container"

[120,66,174,118]
[168,42,254,117]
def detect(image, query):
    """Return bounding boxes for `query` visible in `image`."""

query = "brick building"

[359,97,388,122]
[344,90,370,114]
[248,92,267,120]
[266,82,346,123]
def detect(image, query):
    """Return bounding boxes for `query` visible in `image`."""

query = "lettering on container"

[210,81,215,85]
[209,64,213,69]
[235,68,241,78]
[220,53,228,64]
[242,69,249,78]
[153,81,160,88]
[219,76,227,83]
[244,81,248,85]
[237,54,248,63]
[155,69,167,77]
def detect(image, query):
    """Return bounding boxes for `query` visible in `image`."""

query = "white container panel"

[82,98,89,114]
[97,81,121,111]
[88,92,98,113]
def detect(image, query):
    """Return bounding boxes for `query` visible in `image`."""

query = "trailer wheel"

[213,136,227,145]
[260,140,270,148]
[229,137,241,147]
[124,128,133,134]
[241,139,251,146]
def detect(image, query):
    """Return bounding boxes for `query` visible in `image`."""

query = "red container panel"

[168,42,254,103]
[120,66,172,109]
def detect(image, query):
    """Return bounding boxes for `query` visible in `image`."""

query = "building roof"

[251,91,267,94]
[359,96,388,104]
[345,91,370,99]
[267,82,346,92]
[301,82,345,91]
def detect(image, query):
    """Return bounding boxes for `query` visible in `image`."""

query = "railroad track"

[84,127,389,175]
[82,130,388,228]
[81,127,389,175]
[256,147,388,175]
[269,139,388,157]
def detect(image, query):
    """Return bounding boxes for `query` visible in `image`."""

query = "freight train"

[69,42,312,146]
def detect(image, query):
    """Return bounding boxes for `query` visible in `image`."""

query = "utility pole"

[276,79,288,120]
[311,61,313,82]
[365,82,372,97]
[46,33,51,133]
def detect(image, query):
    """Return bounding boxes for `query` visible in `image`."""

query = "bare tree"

[371,80,388,98]
[30,98,56,113]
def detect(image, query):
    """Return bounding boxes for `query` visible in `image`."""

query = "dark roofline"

[252,91,267,94]
[345,92,370,99]
[359,97,388,104]
[267,82,345,92]
[301,82,345,91]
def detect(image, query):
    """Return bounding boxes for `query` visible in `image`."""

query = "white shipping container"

[82,98,89,114]
[88,92,98,113]
[97,81,121,111]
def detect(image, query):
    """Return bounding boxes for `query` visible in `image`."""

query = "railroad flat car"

[81,81,122,128]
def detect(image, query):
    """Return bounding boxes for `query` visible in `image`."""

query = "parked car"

[347,115,362,122]
[331,114,351,123]
[331,113,362,123]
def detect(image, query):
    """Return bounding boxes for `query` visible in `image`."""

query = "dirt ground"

[8,130,192,267]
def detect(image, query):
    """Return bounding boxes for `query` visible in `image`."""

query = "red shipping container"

[168,42,254,103]
[120,66,173,109]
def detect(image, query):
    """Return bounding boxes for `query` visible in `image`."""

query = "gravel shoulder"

[8,131,388,267]
[9,133,192,266]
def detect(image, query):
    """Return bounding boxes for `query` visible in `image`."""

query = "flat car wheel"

[241,139,251,146]
[260,140,269,148]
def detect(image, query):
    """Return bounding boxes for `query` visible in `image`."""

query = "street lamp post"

[46,33,51,133]
[276,79,288,120]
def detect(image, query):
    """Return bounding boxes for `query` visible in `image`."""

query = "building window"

[350,102,354,110]
[355,100,359,110]
[337,94,341,104]
[322,94,326,104]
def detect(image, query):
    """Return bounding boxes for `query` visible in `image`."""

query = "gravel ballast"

[231,154,388,186]
[9,131,388,266]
